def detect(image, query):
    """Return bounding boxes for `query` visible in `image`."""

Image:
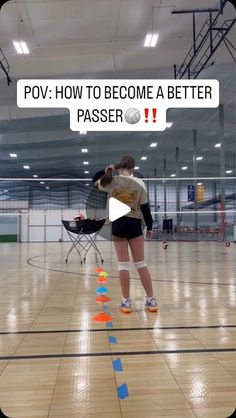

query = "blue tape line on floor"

[113,358,123,371]
[106,322,113,328]
[117,383,129,399]
[108,335,117,344]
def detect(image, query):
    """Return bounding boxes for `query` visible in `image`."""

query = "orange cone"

[96,295,112,303]
[92,312,112,323]
[97,277,107,284]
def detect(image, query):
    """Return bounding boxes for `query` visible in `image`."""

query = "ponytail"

[100,168,113,187]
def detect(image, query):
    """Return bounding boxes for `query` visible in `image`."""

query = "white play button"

[109,197,131,222]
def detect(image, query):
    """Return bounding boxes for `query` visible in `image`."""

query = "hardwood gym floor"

[0,241,235,418]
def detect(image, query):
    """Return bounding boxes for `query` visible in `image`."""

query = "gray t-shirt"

[98,175,148,220]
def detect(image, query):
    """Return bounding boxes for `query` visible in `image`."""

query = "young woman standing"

[94,155,158,313]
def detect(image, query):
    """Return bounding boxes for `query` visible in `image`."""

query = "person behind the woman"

[93,155,158,313]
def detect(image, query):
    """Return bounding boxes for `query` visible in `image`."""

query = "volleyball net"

[0,176,235,242]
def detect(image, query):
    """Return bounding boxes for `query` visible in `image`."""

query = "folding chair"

[62,219,106,264]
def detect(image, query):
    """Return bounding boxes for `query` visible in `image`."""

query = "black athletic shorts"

[112,216,143,239]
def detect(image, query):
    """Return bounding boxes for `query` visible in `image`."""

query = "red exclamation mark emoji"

[152,108,157,123]
[144,108,149,123]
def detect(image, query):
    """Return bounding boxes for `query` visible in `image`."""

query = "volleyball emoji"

[125,108,141,124]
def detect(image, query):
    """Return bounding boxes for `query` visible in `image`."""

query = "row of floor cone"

[92,267,113,323]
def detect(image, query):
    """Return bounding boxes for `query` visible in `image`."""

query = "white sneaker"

[119,299,132,313]
[145,297,158,312]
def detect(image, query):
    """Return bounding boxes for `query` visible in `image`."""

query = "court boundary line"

[0,347,235,361]
[0,324,236,335]
[26,255,236,287]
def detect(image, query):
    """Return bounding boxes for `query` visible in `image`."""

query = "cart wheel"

[101,259,104,263]
[65,259,68,263]
[83,258,86,262]
[80,260,83,265]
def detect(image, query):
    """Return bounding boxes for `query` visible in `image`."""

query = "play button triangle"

[109,197,131,222]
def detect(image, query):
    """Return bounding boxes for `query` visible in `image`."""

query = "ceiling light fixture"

[134,166,140,170]
[226,170,233,174]
[84,170,90,174]
[150,142,157,148]
[23,165,30,169]
[214,143,221,148]
[170,174,176,177]
[9,153,17,158]
[33,174,38,178]
[166,122,173,128]
[81,148,88,153]
[144,33,159,47]
[83,161,89,165]
[181,166,188,170]
[141,156,147,161]
[40,181,45,185]
[196,156,204,160]
[13,41,29,54]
